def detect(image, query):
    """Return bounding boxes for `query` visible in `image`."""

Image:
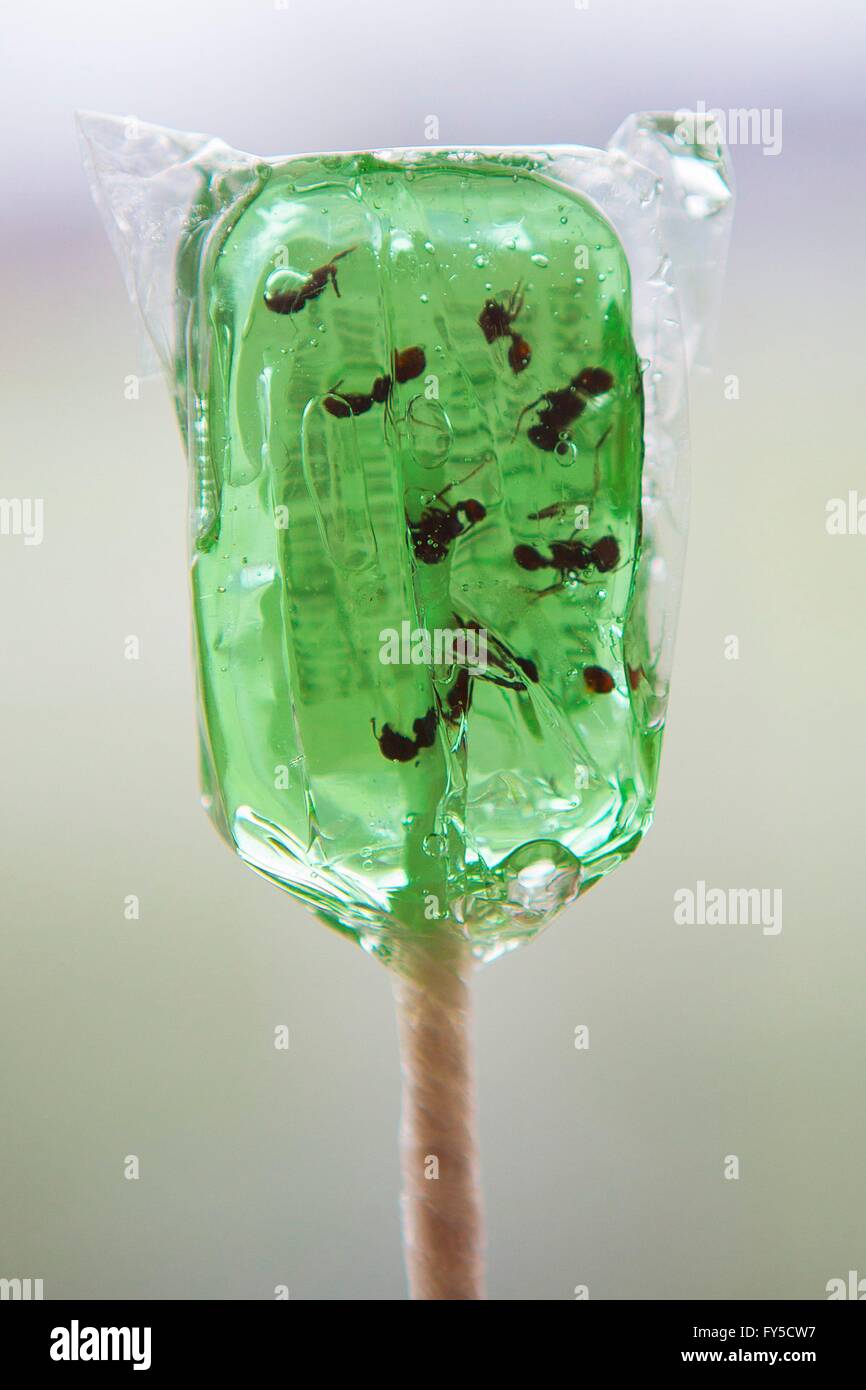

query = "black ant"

[408,462,487,566]
[483,652,540,689]
[478,282,532,374]
[323,375,390,418]
[443,656,539,726]
[264,245,358,315]
[513,533,620,597]
[323,347,426,419]
[442,619,540,726]
[513,366,613,451]
[583,666,615,695]
[515,655,539,683]
[467,617,539,688]
[528,501,586,522]
[627,664,644,691]
[444,665,473,724]
[371,707,438,762]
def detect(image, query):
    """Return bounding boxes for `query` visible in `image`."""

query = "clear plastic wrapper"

[79,112,733,961]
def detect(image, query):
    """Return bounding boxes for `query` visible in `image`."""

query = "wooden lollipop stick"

[391,934,486,1300]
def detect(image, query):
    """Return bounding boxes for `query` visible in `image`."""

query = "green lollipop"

[80,115,734,1299]
[184,151,650,955]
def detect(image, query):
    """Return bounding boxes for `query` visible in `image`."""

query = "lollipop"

[79,113,734,1299]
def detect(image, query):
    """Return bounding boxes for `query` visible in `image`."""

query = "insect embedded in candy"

[264,246,358,315]
[513,532,621,597]
[323,347,426,418]
[583,666,616,695]
[513,366,614,451]
[371,707,439,762]
[408,463,488,566]
[478,282,532,374]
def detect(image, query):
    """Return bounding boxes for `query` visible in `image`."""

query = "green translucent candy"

[177,151,658,961]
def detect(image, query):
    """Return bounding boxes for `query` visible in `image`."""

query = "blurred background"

[1,0,864,1300]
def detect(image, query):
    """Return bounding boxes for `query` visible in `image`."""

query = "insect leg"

[511,396,545,442]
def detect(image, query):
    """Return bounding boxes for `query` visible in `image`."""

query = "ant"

[371,707,438,762]
[583,666,615,695]
[478,282,532,374]
[513,366,614,451]
[323,347,426,419]
[627,664,644,691]
[444,665,473,724]
[444,655,539,725]
[408,462,487,566]
[513,533,620,597]
[324,375,390,418]
[527,501,587,522]
[264,245,358,316]
[483,652,540,689]
[469,616,539,688]
[515,655,539,683]
[442,620,540,726]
